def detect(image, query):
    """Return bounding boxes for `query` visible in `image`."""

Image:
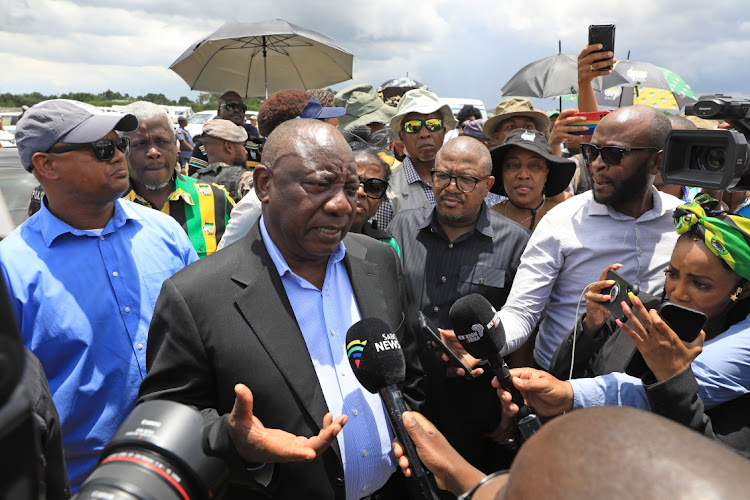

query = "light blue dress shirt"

[499,188,683,368]
[0,198,198,490]
[259,217,396,500]
[570,314,750,411]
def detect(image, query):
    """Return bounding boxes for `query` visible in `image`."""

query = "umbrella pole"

[263,36,268,100]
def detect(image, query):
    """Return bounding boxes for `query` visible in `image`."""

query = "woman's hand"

[548,109,589,156]
[578,44,617,86]
[618,294,704,382]
[494,368,574,417]
[581,263,622,336]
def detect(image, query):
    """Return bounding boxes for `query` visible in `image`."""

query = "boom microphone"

[449,294,542,442]
[346,318,439,500]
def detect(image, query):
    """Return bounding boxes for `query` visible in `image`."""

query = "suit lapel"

[231,225,340,461]
[343,234,390,326]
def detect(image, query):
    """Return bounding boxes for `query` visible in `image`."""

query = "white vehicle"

[0,112,22,135]
[0,130,16,148]
[184,110,217,138]
[438,98,488,120]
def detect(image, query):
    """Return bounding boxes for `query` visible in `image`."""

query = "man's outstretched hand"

[228,383,348,463]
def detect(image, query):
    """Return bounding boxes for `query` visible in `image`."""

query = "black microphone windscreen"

[449,294,506,359]
[346,318,406,394]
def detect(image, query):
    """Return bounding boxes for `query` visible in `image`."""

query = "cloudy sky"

[2,0,749,113]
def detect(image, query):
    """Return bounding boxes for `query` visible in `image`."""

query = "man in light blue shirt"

[497,106,682,369]
[138,118,424,499]
[1,100,198,490]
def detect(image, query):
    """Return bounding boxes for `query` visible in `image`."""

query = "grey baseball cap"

[16,99,138,171]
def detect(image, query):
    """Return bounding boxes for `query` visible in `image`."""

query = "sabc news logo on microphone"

[347,334,402,368]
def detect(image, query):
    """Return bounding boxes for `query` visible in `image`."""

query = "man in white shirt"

[496,105,682,369]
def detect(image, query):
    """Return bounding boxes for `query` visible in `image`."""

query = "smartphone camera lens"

[608,284,620,302]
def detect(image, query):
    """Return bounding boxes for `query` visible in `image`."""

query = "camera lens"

[695,146,726,171]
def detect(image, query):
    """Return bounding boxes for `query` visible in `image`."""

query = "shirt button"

[330,329,335,336]
[448,243,454,248]
[352,409,358,416]
[479,278,485,285]
[638,248,643,255]
[112,271,118,277]
[136,343,143,350]
[433,306,440,313]
[100,236,105,241]
[362,449,368,457]
[124,306,131,313]
[440,276,447,283]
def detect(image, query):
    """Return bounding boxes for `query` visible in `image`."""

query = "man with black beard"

[387,136,530,477]
[481,105,682,371]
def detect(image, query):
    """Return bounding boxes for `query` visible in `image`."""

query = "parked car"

[184,110,217,138]
[0,112,22,135]
[0,130,16,148]
[0,148,37,232]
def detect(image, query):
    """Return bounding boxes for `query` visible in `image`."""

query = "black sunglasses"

[221,102,247,113]
[359,176,388,199]
[580,143,660,167]
[430,170,490,193]
[402,118,444,134]
[47,137,130,162]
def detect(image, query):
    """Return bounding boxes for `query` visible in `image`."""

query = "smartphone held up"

[588,24,616,70]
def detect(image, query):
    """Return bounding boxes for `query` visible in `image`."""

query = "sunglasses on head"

[402,118,444,134]
[221,102,247,113]
[359,176,388,199]
[47,137,130,162]
[580,143,660,167]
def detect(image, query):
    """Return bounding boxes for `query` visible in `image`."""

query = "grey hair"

[122,101,174,138]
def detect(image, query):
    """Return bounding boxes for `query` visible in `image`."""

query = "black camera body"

[662,95,750,191]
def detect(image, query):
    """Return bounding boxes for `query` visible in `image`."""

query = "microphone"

[449,294,542,442]
[346,318,440,500]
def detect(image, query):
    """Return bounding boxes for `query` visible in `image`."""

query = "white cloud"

[1,0,749,109]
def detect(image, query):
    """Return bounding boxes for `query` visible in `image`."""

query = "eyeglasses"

[402,118,444,134]
[359,176,388,199]
[580,143,660,167]
[47,137,130,161]
[221,102,248,113]
[430,170,490,193]
[458,470,509,499]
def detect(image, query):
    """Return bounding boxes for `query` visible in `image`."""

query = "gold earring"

[730,286,744,302]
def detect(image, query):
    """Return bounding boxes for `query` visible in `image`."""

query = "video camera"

[661,94,750,190]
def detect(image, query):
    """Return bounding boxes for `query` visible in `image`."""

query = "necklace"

[505,196,546,228]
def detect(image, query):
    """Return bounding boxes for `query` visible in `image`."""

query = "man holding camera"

[491,106,683,369]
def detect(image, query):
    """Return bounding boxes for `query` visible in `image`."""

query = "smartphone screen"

[588,24,616,70]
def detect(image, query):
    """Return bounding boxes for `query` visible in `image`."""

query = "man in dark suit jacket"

[139,119,424,499]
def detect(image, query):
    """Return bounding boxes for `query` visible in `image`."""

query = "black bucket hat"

[490,129,576,197]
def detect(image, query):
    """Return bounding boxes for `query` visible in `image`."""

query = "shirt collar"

[402,155,431,187]
[588,186,665,221]
[125,173,194,208]
[259,215,346,279]
[38,197,141,247]
[419,202,493,238]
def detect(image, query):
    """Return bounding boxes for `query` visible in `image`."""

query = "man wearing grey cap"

[0,100,198,491]
[191,119,253,201]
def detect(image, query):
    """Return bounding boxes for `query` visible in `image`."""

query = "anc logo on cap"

[346,340,367,368]
[521,131,537,141]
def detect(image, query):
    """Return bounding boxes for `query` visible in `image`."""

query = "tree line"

[0,90,263,111]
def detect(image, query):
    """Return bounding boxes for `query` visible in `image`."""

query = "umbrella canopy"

[501,53,629,99]
[596,63,697,110]
[170,19,354,98]
[377,77,429,105]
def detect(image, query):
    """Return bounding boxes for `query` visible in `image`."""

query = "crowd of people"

[3,43,750,499]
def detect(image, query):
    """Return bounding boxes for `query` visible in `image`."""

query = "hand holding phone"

[588,24,616,70]
[417,311,476,378]
[601,270,639,321]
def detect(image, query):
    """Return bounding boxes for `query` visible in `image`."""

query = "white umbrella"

[170,19,354,98]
